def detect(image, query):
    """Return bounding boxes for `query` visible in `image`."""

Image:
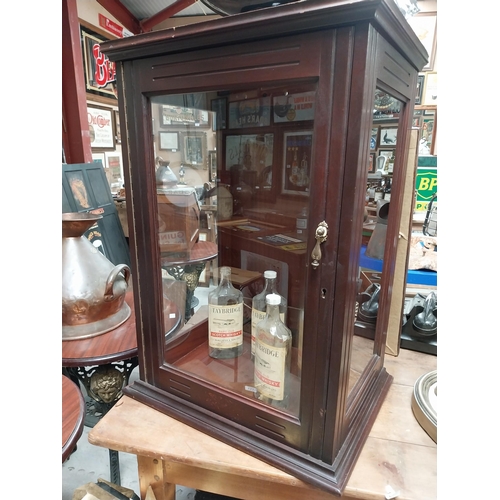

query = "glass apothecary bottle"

[254,293,292,409]
[251,270,287,360]
[208,267,244,359]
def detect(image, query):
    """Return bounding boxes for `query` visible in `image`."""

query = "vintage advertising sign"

[415,166,437,212]
[273,91,315,123]
[81,27,117,98]
[88,105,115,150]
[228,97,271,129]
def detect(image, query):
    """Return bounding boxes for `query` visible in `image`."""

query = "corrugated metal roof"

[119,0,216,19]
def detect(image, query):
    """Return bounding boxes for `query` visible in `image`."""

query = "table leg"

[137,456,175,500]
[64,357,139,485]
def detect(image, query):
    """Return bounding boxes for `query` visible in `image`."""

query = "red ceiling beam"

[140,0,198,31]
[96,0,142,34]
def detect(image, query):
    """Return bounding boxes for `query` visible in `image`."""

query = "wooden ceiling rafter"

[140,0,198,31]
[97,0,200,34]
[96,0,142,34]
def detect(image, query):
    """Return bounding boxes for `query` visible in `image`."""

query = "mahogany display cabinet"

[101,0,427,494]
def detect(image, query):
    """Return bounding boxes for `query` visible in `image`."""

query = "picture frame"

[370,127,378,150]
[181,131,207,169]
[379,127,397,147]
[87,105,115,150]
[407,12,437,71]
[159,131,179,151]
[415,74,425,105]
[369,153,376,173]
[378,149,393,162]
[225,133,274,171]
[160,104,210,128]
[81,27,117,98]
[211,98,227,131]
[422,72,438,106]
[105,152,123,190]
[282,130,313,196]
[228,96,271,129]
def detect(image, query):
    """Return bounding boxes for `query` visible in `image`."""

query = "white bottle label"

[208,303,243,349]
[254,339,286,401]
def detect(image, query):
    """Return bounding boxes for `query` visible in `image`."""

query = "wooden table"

[62,374,85,463]
[62,289,140,485]
[88,341,437,500]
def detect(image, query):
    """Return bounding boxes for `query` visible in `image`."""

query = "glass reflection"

[348,88,404,401]
[151,86,315,417]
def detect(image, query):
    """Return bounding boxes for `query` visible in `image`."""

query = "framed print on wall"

[87,105,115,150]
[415,74,425,105]
[161,104,210,128]
[379,127,397,147]
[282,130,313,196]
[181,131,207,168]
[159,131,179,151]
[407,12,437,71]
[370,127,378,150]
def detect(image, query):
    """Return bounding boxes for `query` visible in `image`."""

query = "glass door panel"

[348,88,404,400]
[151,85,316,418]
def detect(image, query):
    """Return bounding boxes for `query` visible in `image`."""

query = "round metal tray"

[411,370,437,443]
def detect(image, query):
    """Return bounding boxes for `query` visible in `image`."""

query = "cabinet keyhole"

[321,288,327,299]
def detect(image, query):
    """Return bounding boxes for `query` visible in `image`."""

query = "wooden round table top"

[62,289,138,367]
[62,375,85,462]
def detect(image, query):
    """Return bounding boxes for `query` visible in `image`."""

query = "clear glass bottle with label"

[208,266,244,359]
[254,293,292,409]
[251,271,287,360]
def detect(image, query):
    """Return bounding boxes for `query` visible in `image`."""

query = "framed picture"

[224,133,274,174]
[211,98,227,131]
[228,96,271,129]
[181,131,207,168]
[282,130,313,196]
[105,152,123,190]
[370,127,378,150]
[81,26,117,98]
[378,149,393,162]
[422,72,438,106]
[407,12,437,71]
[379,127,397,147]
[272,91,316,123]
[160,104,210,128]
[159,131,179,151]
[87,105,115,150]
[369,153,376,173]
[415,74,425,105]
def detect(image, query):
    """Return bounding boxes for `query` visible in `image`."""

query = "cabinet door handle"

[311,221,328,269]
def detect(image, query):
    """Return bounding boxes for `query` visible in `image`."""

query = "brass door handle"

[311,221,328,269]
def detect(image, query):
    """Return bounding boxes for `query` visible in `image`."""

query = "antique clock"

[101,0,427,494]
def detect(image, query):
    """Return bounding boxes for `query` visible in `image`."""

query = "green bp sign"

[415,167,437,212]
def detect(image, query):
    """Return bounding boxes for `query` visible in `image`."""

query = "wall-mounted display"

[181,131,207,168]
[159,131,179,151]
[81,27,117,98]
[161,104,210,128]
[228,97,271,128]
[281,130,312,196]
[272,91,315,123]
[87,105,115,150]
[379,127,398,146]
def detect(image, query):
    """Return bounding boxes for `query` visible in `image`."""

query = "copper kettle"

[62,212,131,340]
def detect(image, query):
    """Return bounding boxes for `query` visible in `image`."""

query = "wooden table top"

[62,290,138,367]
[89,340,437,499]
[62,375,85,463]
